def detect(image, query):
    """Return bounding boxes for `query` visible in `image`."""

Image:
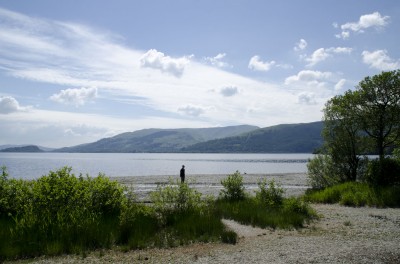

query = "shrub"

[307,154,341,189]
[219,171,246,201]
[283,197,313,216]
[365,158,400,186]
[150,180,227,246]
[255,179,284,208]
[304,182,400,207]
[1,167,128,259]
[150,180,203,222]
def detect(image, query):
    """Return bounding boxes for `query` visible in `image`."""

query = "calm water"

[0,153,314,180]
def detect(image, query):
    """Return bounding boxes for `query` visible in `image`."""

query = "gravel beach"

[113,173,309,201]
[6,173,400,264]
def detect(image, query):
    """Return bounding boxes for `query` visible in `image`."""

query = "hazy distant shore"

[113,173,309,201]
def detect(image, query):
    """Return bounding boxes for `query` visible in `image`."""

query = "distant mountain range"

[1,121,324,153]
[55,125,259,153]
[182,121,324,153]
[0,145,44,152]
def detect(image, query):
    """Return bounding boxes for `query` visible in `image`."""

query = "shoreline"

[113,173,309,201]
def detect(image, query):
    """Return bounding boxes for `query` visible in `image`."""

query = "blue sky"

[0,0,399,148]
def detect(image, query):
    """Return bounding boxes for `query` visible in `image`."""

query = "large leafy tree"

[355,70,400,161]
[323,91,364,182]
[310,70,400,187]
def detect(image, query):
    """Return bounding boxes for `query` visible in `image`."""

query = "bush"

[150,180,204,223]
[1,167,128,259]
[365,158,400,186]
[255,179,284,208]
[150,180,227,246]
[307,154,341,189]
[219,171,246,201]
[304,182,400,207]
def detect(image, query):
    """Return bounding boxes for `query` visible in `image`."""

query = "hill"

[182,121,324,153]
[55,125,259,153]
[0,145,44,153]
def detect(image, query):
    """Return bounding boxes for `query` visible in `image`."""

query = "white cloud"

[50,87,98,106]
[334,79,346,91]
[140,49,191,77]
[305,47,352,66]
[284,70,339,100]
[177,104,206,117]
[336,12,390,39]
[220,86,238,97]
[298,92,317,105]
[0,7,329,147]
[204,53,231,68]
[362,50,400,71]
[248,55,276,72]
[294,39,307,51]
[285,70,332,84]
[0,96,30,114]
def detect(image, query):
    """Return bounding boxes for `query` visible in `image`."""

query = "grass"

[303,182,400,207]
[215,197,316,229]
[0,168,315,261]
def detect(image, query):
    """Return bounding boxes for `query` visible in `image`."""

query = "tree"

[355,70,400,161]
[308,70,400,187]
[322,91,365,182]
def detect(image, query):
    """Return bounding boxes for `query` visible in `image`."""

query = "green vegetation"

[306,70,400,209]
[0,168,315,261]
[308,70,400,189]
[216,172,316,229]
[304,182,400,208]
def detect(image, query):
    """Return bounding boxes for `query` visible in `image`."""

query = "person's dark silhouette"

[180,165,185,183]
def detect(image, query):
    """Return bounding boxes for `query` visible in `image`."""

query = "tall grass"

[216,173,316,229]
[304,182,400,207]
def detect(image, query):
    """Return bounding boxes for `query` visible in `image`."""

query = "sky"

[0,0,399,148]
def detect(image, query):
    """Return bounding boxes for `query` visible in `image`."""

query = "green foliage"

[1,168,318,260]
[219,171,246,201]
[149,180,227,247]
[150,180,204,222]
[307,154,341,189]
[216,174,315,229]
[315,70,400,187]
[365,158,400,186]
[304,182,400,207]
[0,167,129,259]
[255,179,284,208]
[118,201,159,249]
[215,197,315,229]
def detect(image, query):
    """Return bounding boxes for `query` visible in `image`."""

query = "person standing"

[180,165,185,183]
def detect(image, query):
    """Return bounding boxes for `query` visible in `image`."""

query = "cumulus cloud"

[305,47,352,66]
[140,49,191,77]
[248,55,276,72]
[362,50,400,71]
[294,39,307,51]
[177,104,205,117]
[336,12,390,39]
[285,70,332,85]
[334,79,346,91]
[220,86,238,97]
[50,87,98,107]
[0,96,29,114]
[298,92,317,105]
[204,53,231,68]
